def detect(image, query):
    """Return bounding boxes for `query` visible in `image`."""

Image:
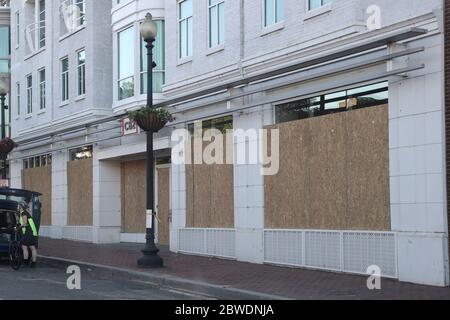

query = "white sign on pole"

[121,117,139,136]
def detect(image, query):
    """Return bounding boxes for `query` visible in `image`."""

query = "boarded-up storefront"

[264,104,390,231]
[121,159,171,245]
[67,158,93,226]
[22,165,52,226]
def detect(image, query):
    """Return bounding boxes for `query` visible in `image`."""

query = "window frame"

[178,0,193,60]
[263,0,284,28]
[77,49,86,96]
[26,74,33,115]
[38,67,46,110]
[117,25,135,101]
[307,0,332,12]
[61,56,69,103]
[208,0,225,49]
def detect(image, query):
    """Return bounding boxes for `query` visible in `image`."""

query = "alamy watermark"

[171,124,280,176]
[66,265,81,290]
[366,265,382,290]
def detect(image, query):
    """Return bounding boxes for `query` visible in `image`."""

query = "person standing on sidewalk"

[18,201,38,268]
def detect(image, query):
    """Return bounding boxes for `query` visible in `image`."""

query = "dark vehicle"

[0,188,42,270]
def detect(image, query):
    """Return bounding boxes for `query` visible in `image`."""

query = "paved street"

[0,260,215,300]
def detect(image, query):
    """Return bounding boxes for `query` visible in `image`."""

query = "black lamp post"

[0,75,9,180]
[137,13,163,268]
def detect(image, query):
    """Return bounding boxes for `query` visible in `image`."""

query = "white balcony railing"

[60,0,86,35]
[25,21,46,55]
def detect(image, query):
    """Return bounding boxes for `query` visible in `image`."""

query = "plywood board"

[67,159,93,226]
[157,167,170,245]
[264,105,390,231]
[121,160,146,233]
[22,166,52,226]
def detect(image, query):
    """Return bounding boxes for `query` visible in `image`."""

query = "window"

[275,82,388,124]
[308,0,331,11]
[75,0,86,26]
[38,0,45,48]
[77,49,86,96]
[117,26,134,100]
[140,21,165,94]
[178,0,193,59]
[23,154,52,169]
[15,11,20,47]
[26,75,32,114]
[16,82,20,116]
[264,0,284,27]
[39,68,46,110]
[209,0,225,48]
[70,146,93,161]
[0,26,9,73]
[61,57,69,102]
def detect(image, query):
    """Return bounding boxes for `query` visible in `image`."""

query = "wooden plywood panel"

[22,166,52,226]
[121,160,146,233]
[345,105,390,230]
[157,167,170,245]
[67,159,93,226]
[264,105,390,231]
[186,135,234,228]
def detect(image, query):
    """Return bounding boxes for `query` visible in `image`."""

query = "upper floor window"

[0,26,9,73]
[61,57,69,102]
[39,68,46,110]
[308,0,331,11]
[77,49,86,96]
[178,0,193,59]
[264,0,284,27]
[208,0,225,48]
[140,21,165,94]
[15,11,20,47]
[16,82,20,116]
[26,75,32,114]
[118,26,135,100]
[38,0,46,48]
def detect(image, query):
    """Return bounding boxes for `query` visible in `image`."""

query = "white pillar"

[389,35,449,286]
[92,150,121,244]
[51,150,68,239]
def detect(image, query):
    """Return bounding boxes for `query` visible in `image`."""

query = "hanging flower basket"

[128,106,172,132]
[0,138,18,159]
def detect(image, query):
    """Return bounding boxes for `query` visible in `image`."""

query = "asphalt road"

[0,259,215,300]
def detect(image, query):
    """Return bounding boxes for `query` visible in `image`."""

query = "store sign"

[121,117,139,136]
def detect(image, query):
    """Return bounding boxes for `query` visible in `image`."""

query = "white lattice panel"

[305,231,341,271]
[178,229,205,254]
[264,230,303,266]
[206,229,236,258]
[343,232,396,277]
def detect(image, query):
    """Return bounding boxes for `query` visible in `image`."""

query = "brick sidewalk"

[38,238,450,300]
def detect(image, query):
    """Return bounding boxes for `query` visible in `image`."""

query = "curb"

[39,255,290,300]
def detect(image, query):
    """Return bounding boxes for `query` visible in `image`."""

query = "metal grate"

[263,229,397,278]
[305,231,341,271]
[178,228,236,259]
[264,230,303,266]
[206,229,236,258]
[343,232,397,277]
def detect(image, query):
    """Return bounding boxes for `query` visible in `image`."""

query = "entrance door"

[156,166,170,245]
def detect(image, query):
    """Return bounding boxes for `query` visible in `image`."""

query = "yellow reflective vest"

[19,216,38,237]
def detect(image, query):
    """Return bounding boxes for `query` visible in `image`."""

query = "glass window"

[141,20,165,94]
[264,0,284,27]
[0,26,9,73]
[15,11,20,47]
[118,26,135,100]
[178,0,193,59]
[309,0,331,11]
[77,50,86,96]
[16,82,20,116]
[26,75,32,114]
[38,0,46,48]
[209,0,225,48]
[39,68,46,110]
[61,57,69,102]
[275,82,388,124]
[70,146,93,161]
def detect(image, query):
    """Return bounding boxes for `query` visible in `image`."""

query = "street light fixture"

[137,13,163,268]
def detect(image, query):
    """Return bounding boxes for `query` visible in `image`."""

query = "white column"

[9,159,22,189]
[389,35,449,286]
[92,150,121,244]
[170,125,187,252]
[51,150,68,239]
[233,103,273,264]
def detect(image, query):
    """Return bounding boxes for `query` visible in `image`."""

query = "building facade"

[8,0,450,287]
[0,0,11,139]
